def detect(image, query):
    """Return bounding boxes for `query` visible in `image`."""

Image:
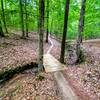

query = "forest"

[0,0,100,100]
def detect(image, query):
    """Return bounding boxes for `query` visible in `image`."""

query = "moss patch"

[36,73,45,81]
[0,90,5,97]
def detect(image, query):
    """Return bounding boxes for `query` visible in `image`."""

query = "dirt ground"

[50,38,100,100]
[0,32,100,100]
[45,36,100,100]
[0,71,61,100]
[0,32,61,100]
[0,32,49,72]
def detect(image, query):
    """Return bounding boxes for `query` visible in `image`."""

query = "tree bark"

[19,0,25,38]
[25,0,28,37]
[76,0,86,63]
[45,0,49,43]
[50,18,53,35]
[38,0,45,72]
[77,0,86,44]
[1,0,8,34]
[0,20,4,37]
[60,0,70,63]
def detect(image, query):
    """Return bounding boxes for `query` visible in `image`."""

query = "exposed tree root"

[0,62,38,84]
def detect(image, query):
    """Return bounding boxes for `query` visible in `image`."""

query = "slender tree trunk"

[19,0,25,38]
[45,0,49,43]
[5,0,7,9]
[50,18,53,35]
[77,0,86,44]
[38,0,45,72]
[25,0,28,37]
[0,20,4,37]
[1,0,8,34]
[60,0,70,63]
[76,0,86,63]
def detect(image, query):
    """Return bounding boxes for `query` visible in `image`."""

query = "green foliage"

[49,0,100,39]
[0,90,5,97]
[0,0,99,38]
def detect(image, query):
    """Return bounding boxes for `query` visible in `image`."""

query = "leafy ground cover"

[50,37,100,100]
[0,72,61,100]
[0,32,100,100]
[0,32,49,72]
[0,32,61,100]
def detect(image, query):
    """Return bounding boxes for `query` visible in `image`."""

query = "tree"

[77,0,86,44]
[45,0,49,42]
[38,0,45,72]
[25,0,28,37]
[50,18,53,35]
[19,0,25,38]
[60,0,70,63]
[1,0,8,34]
[76,0,86,63]
[0,20,4,37]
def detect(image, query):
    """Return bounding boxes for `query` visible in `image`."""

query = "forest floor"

[0,72,61,100]
[0,32,50,72]
[50,37,100,100]
[0,32,100,100]
[0,32,61,100]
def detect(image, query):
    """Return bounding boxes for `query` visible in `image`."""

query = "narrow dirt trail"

[46,36,100,100]
[44,36,78,100]
[46,34,54,54]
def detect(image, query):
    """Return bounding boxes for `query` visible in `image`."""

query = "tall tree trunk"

[5,0,7,9]
[38,0,45,72]
[19,0,25,38]
[50,18,53,35]
[45,0,49,43]
[1,0,8,34]
[25,0,28,37]
[76,0,86,63]
[60,0,70,63]
[0,20,4,37]
[77,0,86,44]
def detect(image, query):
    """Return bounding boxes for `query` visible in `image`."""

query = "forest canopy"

[0,0,100,39]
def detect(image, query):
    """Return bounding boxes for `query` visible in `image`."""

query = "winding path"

[47,34,54,54]
[44,35,78,100]
[44,34,66,72]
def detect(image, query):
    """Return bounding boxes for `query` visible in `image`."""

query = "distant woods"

[0,0,99,38]
[1,0,8,35]
[19,0,28,38]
